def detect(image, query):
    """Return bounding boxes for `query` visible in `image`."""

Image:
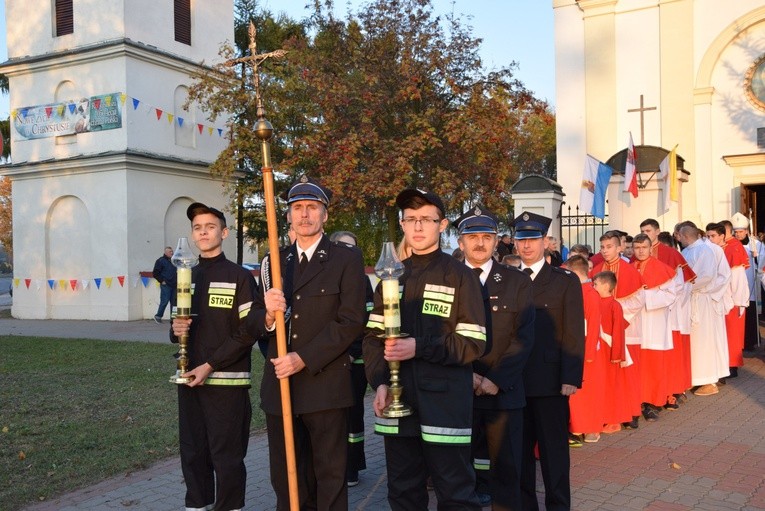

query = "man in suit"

[456,206,536,510]
[513,212,585,511]
[247,176,367,511]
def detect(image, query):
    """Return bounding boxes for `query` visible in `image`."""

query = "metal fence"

[558,204,609,254]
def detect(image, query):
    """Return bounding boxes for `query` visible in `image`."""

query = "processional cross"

[226,21,288,114]
[226,22,299,511]
[627,94,657,145]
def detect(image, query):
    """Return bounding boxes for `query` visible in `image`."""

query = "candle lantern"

[169,236,199,384]
[374,241,412,418]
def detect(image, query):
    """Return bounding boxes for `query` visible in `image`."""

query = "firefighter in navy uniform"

[363,189,487,511]
[247,177,366,511]
[455,206,536,510]
[512,212,584,511]
[171,202,257,511]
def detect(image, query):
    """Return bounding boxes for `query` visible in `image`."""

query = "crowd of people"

[166,178,762,511]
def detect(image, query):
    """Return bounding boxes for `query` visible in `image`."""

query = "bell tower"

[1,0,235,319]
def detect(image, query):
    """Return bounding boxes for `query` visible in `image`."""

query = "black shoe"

[642,408,659,422]
[153,315,162,324]
[729,367,739,378]
[622,417,639,429]
[476,492,492,507]
[664,401,679,411]
[718,378,727,386]
[674,392,688,404]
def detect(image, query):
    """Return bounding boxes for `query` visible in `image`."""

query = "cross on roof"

[627,94,657,145]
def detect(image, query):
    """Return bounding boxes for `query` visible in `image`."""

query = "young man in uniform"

[513,211,584,511]
[171,202,257,511]
[248,176,366,511]
[363,189,487,510]
[456,205,535,509]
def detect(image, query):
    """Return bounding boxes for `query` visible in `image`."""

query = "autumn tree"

[0,176,11,266]
[189,0,555,258]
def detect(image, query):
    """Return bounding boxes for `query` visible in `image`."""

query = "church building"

[553,0,765,238]
[0,0,235,319]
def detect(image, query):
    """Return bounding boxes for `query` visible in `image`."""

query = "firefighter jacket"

[363,249,487,445]
[472,260,536,411]
[247,235,367,415]
[171,252,257,387]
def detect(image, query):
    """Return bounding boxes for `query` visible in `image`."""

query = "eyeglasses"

[401,217,441,226]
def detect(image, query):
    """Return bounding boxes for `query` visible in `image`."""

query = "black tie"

[472,267,483,279]
[297,252,308,278]
[523,267,534,277]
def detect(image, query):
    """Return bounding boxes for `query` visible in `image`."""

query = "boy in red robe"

[640,218,696,406]
[631,234,679,416]
[715,220,750,373]
[567,255,605,443]
[590,230,645,428]
[592,271,630,432]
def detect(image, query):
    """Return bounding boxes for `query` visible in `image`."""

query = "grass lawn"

[0,336,265,510]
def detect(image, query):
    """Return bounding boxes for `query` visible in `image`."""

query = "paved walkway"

[4,316,765,510]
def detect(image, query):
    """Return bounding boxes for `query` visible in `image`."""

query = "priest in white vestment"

[678,225,731,395]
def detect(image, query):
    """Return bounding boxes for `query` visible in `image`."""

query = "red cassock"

[652,242,695,393]
[598,295,631,424]
[723,238,750,367]
[569,282,606,434]
[591,258,644,417]
[633,257,677,407]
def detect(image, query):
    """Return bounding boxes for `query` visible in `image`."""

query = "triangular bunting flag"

[11,109,17,118]
[217,128,223,137]
[105,277,113,288]
[45,106,53,118]
[141,276,150,287]
[68,103,76,114]
[35,280,41,291]
[120,93,127,105]
[132,97,140,110]
[48,279,55,290]
[21,108,29,118]
[94,277,102,289]
[105,95,112,107]
[177,117,184,127]
[117,275,125,287]
[198,123,204,134]
[93,98,101,110]
[57,104,65,116]
[70,279,78,290]
[167,113,174,124]
[132,277,140,288]
[82,279,89,289]
[156,109,163,120]
[13,278,19,288]
[58,279,67,290]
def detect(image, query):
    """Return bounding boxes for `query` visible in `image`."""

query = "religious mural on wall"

[12,92,122,140]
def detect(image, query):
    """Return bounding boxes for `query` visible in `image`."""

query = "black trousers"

[384,435,480,511]
[520,395,571,511]
[347,362,368,476]
[178,385,251,511]
[267,408,348,511]
[473,408,523,511]
[744,300,760,350]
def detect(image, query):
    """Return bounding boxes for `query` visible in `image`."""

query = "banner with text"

[13,93,122,140]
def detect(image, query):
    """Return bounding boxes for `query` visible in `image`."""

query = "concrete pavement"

[4,315,765,510]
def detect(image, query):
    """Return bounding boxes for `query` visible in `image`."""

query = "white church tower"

[1,0,235,319]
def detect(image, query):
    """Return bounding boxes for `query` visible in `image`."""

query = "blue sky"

[0,0,555,117]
